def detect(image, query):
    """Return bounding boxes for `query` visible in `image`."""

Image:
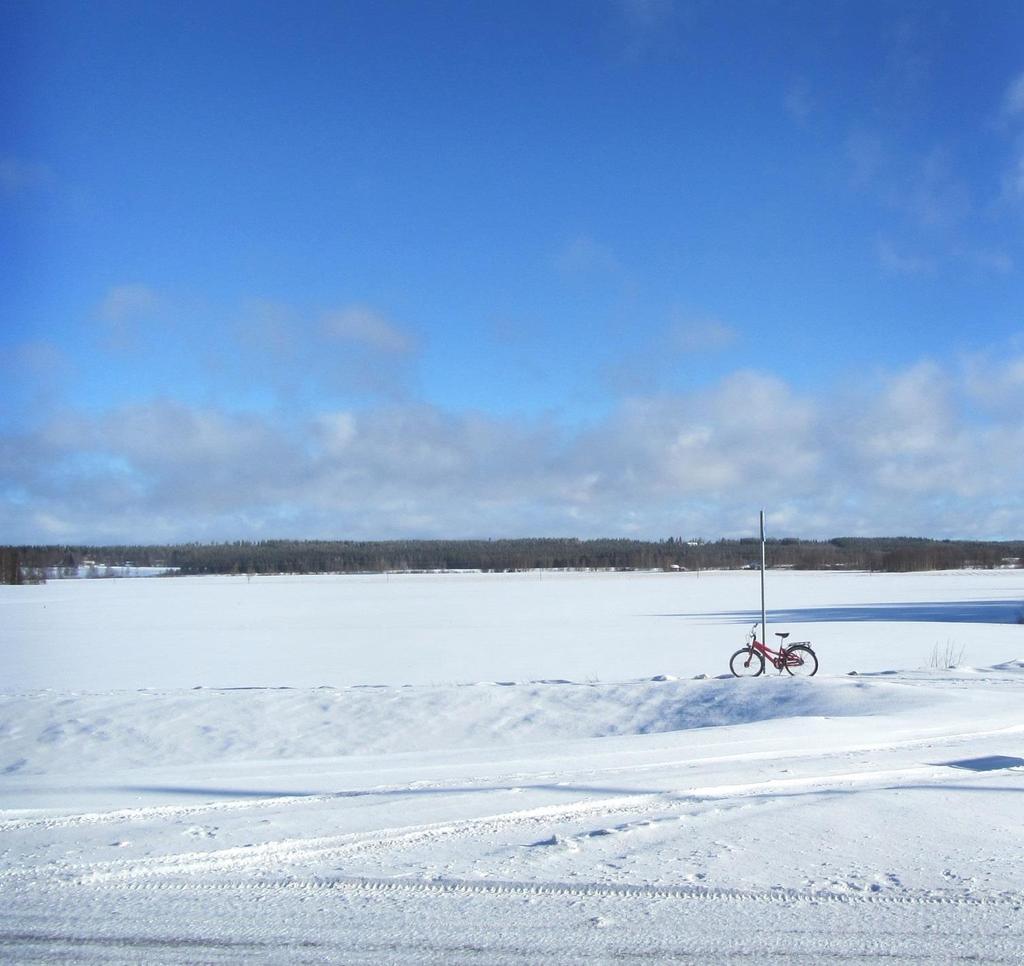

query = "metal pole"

[760,509,767,645]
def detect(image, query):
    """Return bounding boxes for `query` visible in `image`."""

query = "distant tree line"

[0,548,22,584]
[4,536,1023,581]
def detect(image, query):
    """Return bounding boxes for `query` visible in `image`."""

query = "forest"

[2,536,1022,582]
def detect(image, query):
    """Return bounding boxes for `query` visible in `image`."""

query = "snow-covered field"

[3,569,1024,962]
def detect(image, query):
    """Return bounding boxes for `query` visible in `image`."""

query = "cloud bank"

[4,355,1024,544]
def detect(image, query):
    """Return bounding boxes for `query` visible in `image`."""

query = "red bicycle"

[729,624,818,677]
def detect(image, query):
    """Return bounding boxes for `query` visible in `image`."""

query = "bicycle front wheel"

[783,645,818,677]
[730,647,765,677]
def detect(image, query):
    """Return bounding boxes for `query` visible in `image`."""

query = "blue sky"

[3,0,1024,543]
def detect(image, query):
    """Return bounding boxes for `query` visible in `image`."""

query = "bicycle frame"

[746,625,812,671]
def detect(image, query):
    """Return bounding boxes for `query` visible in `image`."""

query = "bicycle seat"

[774,632,790,639]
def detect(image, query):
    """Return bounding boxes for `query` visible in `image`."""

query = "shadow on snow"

[116,756,1024,802]
[114,782,666,800]
[660,599,1023,625]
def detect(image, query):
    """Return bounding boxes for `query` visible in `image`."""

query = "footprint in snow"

[528,834,578,850]
[183,825,218,839]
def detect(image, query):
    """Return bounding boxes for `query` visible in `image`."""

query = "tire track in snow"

[24,872,1024,910]
[5,717,1021,834]
[4,761,985,888]
[33,794,670,885]
[0,794,308,834]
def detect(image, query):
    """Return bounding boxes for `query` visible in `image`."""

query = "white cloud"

[4,341,70,383]
[314,411,358,455]
[1,341,73,414]
[833,362,1015,501]
[668,316,737,353]
[1002,72,1024,118]
[612,0,680,61]
[322,305,416,354]
[996,75,1024,205]
[602,312,739,393]
[96,284,163,351]
[963,351,1024,410]
[854,362,951,457]
[5,356,1024,542]
[906,149,971,229]
[877,238,933,276]
[554,235,620,276]
[1002,150,1024,202]
[98,283,160,323]
[237,299,302,354]
[222,299,421,403]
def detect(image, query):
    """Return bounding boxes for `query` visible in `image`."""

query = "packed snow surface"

[2,569,1024,962]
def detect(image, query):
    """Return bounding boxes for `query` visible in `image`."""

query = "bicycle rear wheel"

[783,645,818,677]
[730,647,765,677]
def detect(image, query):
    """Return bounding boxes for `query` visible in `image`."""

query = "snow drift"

[1,675,944,777]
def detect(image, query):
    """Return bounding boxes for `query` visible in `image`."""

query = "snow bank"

[1,676,940,777]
